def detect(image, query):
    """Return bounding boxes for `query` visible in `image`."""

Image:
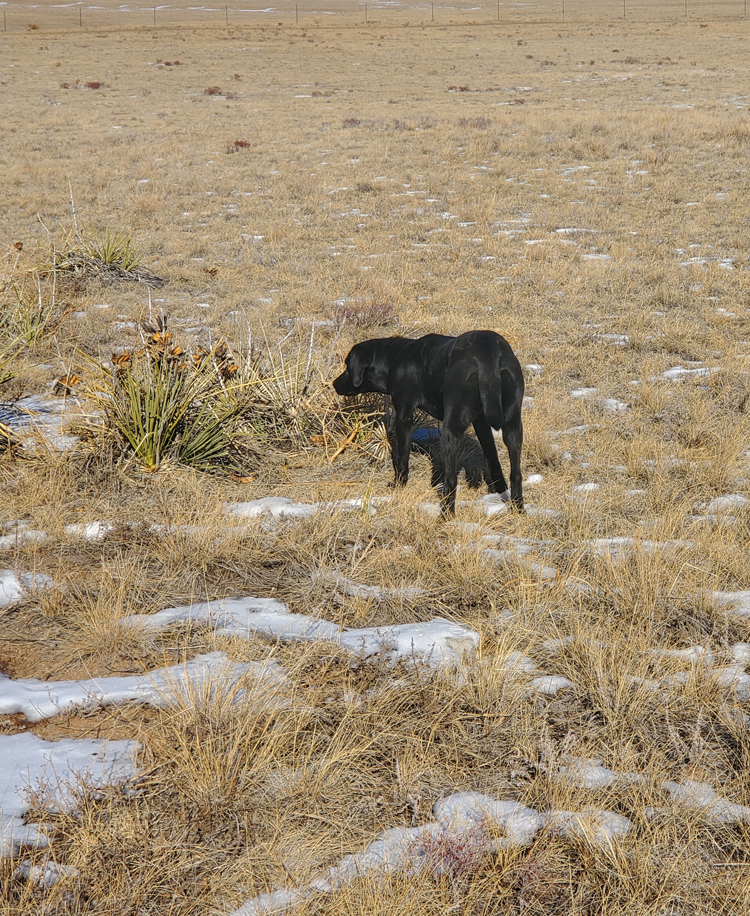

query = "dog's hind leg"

[438,421,464,516]
[473,419,509,497]
[502,419,524,511]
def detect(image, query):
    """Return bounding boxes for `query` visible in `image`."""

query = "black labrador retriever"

[333,330,524,515]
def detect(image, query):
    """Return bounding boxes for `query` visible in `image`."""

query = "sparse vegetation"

[2,11,750,916]
[1,268,69,347]
[34,226,167,288]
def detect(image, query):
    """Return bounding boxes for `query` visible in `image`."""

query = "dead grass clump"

[234,328,334,450]
[331,298,396,329]
[1,257,71,349]
[29,224,166,290]
[707,370,750,414]
[456,116,492,129]
[0,337,25,394]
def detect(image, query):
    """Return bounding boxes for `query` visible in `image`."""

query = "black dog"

[333,330,524,515]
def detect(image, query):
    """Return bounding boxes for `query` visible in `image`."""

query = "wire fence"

[2,0,747,32]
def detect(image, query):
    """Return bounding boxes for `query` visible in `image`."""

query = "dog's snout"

[332,369,351,395]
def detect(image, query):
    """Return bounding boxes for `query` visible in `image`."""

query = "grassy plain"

[2,7,750,915]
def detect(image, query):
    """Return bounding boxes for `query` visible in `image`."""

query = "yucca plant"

[33,224,166,288]
[79,226,142,272]
[81,319,249,472]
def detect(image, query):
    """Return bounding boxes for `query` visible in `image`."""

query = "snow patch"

[0,652,283,723]
[123,597,478,671]
[0,733,138,857]
[0,570,54,608]
[229,790,630,916]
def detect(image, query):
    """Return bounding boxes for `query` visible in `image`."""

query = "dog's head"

[333,339,392,396]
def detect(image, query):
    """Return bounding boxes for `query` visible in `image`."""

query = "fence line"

[2,0,747,33]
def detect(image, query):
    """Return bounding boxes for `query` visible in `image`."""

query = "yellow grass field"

[2,7,750,915]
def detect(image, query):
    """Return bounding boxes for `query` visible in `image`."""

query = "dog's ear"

[348,348,369,388]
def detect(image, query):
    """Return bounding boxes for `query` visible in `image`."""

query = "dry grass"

[2,9,750,916]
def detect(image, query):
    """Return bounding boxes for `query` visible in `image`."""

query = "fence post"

[562,0,564,19]
[153,5,156,25]
[497,0,500,20]
[364,2,367,22]
[225,5,228,24]
[296,3,298,23]
[79,5,82,26]
[431,1,434,21]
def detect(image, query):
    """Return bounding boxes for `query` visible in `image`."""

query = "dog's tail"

[479,374,505,430]
[478,342,524,431]
[479,380,505,429]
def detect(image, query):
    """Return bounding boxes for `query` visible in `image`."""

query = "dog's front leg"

[389,412,414,486]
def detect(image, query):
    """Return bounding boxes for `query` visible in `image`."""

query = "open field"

[2,11,750,916]
[1,0,749,32]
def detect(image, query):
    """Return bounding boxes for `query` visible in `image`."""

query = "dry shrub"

[227,139,253,153]
[332,299,396,329]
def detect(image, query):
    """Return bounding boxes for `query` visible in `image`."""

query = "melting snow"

[229,790,630,916]
[0,652,283,723]
[122,597,479,671]
[584,537,693,560]
[711,590,750,618]
[662,365,713,380]
[705,494,749,514]
[227,497,320,519]
[528,674,575,695]
[0,570,54,608]
[0,733,138,857]
[663,780,750,824]
[322,571,427,602]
